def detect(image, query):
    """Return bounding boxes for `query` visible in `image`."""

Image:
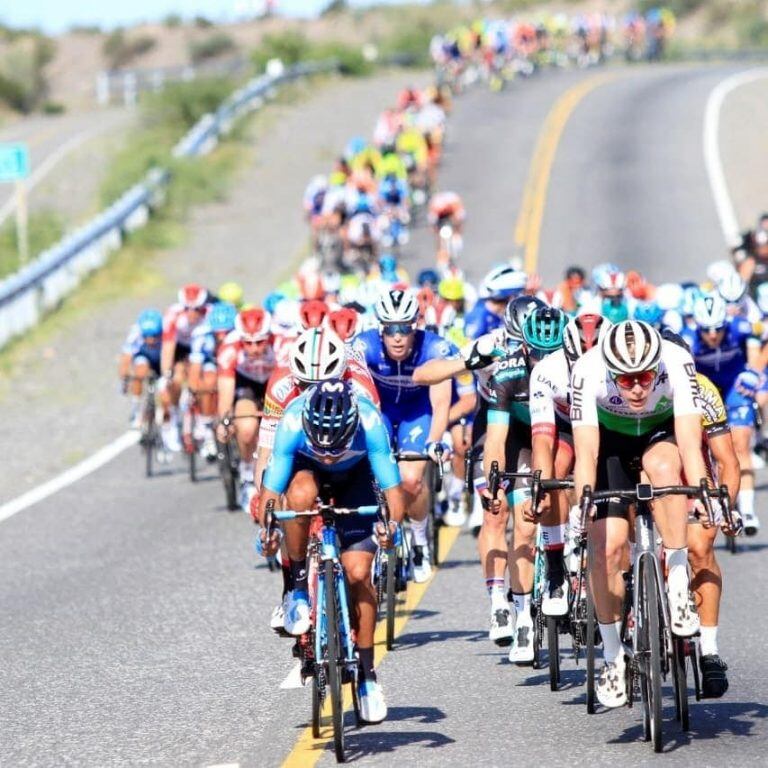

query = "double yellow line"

[281,526,462,767]
[514,73,617,275]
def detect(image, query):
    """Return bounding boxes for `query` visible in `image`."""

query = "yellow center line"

[514,72,618,275]
[281,526,462,767]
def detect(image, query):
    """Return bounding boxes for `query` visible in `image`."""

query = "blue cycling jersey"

[464,301,503,340]
[263,395,400,495]
[352,328,457,416]
[122,323,161,369]
[189,322,217,366]
[682,317,757,394]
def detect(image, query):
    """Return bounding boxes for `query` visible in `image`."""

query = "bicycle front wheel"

[586,586,597,714]
[672,636,690,731]
[386,550,396,650]
[547,616,560,691]
[640,558,663,753]
[324,558,346,763]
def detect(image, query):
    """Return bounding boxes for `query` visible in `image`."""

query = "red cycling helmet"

[297,270,325,301]
[328,307,359,341]
[178,283,208,309]
[236,308,271,342]
[299,299,330,330]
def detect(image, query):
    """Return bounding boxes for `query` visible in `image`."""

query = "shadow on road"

[394,628,486,650]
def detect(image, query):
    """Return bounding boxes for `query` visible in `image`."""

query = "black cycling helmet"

[302,379,359,452]
[503,294,546,341]
[565,265,586,281]
[659,326,691,352]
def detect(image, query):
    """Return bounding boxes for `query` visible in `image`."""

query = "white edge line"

[703,67,768,248]
[279,661,306,690]
[0,431,139,523]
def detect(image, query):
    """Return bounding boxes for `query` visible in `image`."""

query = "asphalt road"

[2,63,767,767]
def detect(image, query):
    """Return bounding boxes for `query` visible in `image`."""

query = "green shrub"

[103,30,156,69]
[163,13,183,28]
[312,41,372,76]
[189,33,236,64]
[638,0,705,14]
[0,211,65,279]
[380,18,440,67]
[194,15,214,29]
[0,35,55,113]
[42,100,65,114]
[0,73,27,111]
[251,30,311,71]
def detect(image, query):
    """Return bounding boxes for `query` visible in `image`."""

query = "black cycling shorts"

[234,372,266,404]
[594,419,676,520]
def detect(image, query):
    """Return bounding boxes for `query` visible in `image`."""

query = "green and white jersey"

[570,341,700,436]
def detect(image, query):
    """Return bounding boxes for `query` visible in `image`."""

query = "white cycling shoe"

[466,503,484,536]
[596,661,628,708]
[542,577,570,617]
[270,602,286,633]
[358,679,387,723]
[283,590,311,636]
[489,604,514,646]
[412,545,432,583]
[508,620,535,665]
[161,422,182,452]
[443,497,468,528]
[668,588,700,637]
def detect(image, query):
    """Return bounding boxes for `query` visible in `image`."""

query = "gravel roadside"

[2,70,427,505]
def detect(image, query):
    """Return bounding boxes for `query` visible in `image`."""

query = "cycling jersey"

[122,324,161,373]
[217,331,276,398]
[189,323,218,370]
[263,395,400,493]
[428,191,466,224]
[681,317,760,395]
[162,303,209,346]
[396,129,428,168]
[486,345,532,427]
[696,373,730,439]
[529,348,572,437]
[464,301,504,340]
[570,340,700,436]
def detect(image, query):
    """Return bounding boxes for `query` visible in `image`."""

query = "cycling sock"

[358,647,376,682]
[598,621,624,666]
[239,460,254,484]
[447,474,464,500]
[664,547,689,594]
[512,591,532,621]
[486,578,507,607]
[544,548,566,584]
[699,625,719,656]
[289,558,308,592]
[281,559,293,598]
[738,488,755,517]
[541,524,566,549]
[411,517,428,546]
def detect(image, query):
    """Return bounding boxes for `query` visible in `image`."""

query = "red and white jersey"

[162,303,208,346]
[272,329,300,368]
[428,191,466,223]
[257,356,380,450]
[217,331,276,382]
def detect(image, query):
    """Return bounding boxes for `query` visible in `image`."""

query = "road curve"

[1,63,767,767]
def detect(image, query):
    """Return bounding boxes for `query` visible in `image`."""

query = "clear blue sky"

[1,1,421,34]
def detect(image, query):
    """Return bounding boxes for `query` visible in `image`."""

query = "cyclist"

[257,379,405,723]
[188,301,238,458]
[683,293,763,535]
[464,265,528,339]
[217,281,245,310]
[716,270,761,323]
[119,309,164,429]
[428,191,466,263]
[571,320,711,708]
[530,313,610,616]
[160,284,214,452]
[481,307,568,662]
[550,266,589,313]
[352,288,456,581]
[216,308,275,510]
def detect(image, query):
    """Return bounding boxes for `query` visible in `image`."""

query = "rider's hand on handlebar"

[375,520,398,549]
[721,507,744,537]
[216,420,232,443]
[734,367,762,398]
[256,525,281,557]
[480,487,502,515]
[425,440,450,463]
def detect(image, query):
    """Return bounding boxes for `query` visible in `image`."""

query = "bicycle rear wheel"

[586,586,597,714]
[672,636,690,731]
[640,558,663,753]
[218,441,238,511]
[311,674,322,738]
[324,559,346,763]
[386,550,397,651]
[547,617,561,691]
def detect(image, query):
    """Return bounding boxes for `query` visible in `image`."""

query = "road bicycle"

[374,517,409,652]
[266,498,385,763]
[578,480,730,753]
[129,373,162,478]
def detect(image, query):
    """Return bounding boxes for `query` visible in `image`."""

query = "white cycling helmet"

[716,271,747,304]
[271,298,299,333]
[756,283,768,315]
[478,264,528,301]
[692,293,727,329]
[654,283,684,312]
[706,259,736,287]
[563,313,611,363]
[289,328,347,383]
[601,320,662,375]
[592,262,626,292]
[374,288,419,324]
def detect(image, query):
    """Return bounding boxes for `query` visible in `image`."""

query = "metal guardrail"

[0,59,338,350]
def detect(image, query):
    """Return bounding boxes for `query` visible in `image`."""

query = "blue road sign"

[0,143,30,182]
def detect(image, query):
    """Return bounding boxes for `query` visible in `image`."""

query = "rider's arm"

[217,376,235,419]
[570,357,600,493]
[482,375,512,478]
[412,357,466,385]
[448,390,476,423]
[118,352,132,380]
[708,431,741,506]
[529,360,558,479]
[427,379,452,441]
[258,406,303,524]
[160,314,176,375]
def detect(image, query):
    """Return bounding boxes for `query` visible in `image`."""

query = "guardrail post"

[123,72,138,107]
[96,71,111,106]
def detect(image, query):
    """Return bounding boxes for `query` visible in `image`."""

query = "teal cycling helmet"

[138,309,163,338]
[521,306,567,352]
[209,302,237,333]
[602,296,629,323]
[632,301,663,327]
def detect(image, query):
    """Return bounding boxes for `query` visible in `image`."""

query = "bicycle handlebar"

[396,446,445,491]
[273,504,380,521]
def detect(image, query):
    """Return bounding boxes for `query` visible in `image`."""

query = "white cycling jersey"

[570,341,700,436]
[529,349,571,434]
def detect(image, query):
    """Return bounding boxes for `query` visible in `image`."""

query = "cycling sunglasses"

[613,370,657,390]
[381,323,416,337]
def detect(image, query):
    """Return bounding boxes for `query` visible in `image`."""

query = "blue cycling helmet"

[302,379,359,452]
[354,193,375,215]
[680,283,702,317]
[379,253,398,274]
[632,301,663,327]
[344,136,367,161]
[263,291,286,315]
[417,268,440,288]
[209,302,237,333]
[602,296,629,323]
[138,309,163,338]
